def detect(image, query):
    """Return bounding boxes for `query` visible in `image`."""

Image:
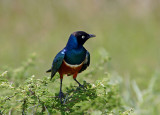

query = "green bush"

[0,55,133,115]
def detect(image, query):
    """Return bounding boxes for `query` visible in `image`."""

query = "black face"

[72,31,96,45]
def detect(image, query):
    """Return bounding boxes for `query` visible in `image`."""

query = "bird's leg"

[73,73,84,88]
[74,78,84,87]
[59,78,64,103]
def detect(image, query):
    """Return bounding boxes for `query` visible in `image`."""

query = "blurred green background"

[0,0,160,114]
[1,0,160,87]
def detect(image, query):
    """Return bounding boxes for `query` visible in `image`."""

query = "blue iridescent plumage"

[46,31,95,103]
[50,49,66,79]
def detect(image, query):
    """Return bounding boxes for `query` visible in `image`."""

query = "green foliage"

[122,72,160,115]
[0,73,131,115]
[1,53,36,87]
[1,50,160,115]
[0,56,132,115]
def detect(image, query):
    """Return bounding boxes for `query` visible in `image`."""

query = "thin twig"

[28,104,41,109]
[3,92,17,102]
[9,109,12,115]
[22,99,27,115]
[35,96,41,113]
[44,105,50,115]
[63,94,68,104]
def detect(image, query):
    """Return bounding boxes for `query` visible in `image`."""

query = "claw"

[79,84,84,88]
[77,84,85,90]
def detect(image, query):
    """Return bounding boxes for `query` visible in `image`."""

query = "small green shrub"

[0,54,132,115]
[0,72,132,114]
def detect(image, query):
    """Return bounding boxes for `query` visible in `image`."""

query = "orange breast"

[58,60,83,76]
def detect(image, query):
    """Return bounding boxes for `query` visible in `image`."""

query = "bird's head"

[66,31,96,49]
[72,31,96,45]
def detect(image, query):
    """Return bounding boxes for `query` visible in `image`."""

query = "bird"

[46,31,96,103]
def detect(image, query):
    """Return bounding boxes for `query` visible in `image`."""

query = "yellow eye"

[82,36,85,39]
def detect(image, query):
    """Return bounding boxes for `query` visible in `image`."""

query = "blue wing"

[47,49,66,80]
[79,51,90,73]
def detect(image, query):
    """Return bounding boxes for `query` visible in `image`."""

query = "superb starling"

[46,31,95,102]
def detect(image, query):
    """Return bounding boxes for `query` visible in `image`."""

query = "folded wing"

[47,49,66,80]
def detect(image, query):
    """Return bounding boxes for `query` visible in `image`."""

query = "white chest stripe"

[63,60,84,68]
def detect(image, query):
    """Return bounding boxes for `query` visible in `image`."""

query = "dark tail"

[46,69,51,73]
[46,69,56,80]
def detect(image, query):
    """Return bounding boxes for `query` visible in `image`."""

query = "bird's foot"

[79,84,84,88]
[59,91,64,104]
[77,84,85,90]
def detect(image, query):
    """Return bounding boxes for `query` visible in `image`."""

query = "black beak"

[89,34,96,38]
